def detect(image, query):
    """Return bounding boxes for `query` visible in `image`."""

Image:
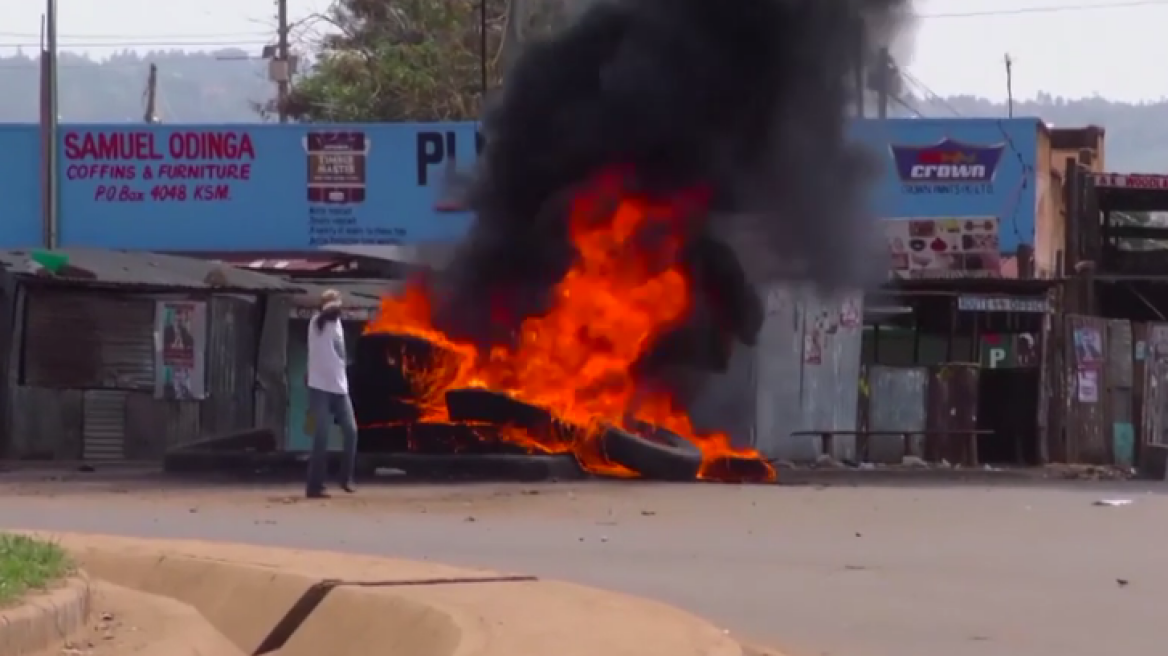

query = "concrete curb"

[19,531,745,656]
[0,576,91,656]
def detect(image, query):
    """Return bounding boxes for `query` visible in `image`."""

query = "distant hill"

[0,49,272,124]
[896,93,1168,174]
[1,50,1165,172]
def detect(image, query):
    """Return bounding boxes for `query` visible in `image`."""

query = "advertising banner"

[884,216,1001,279]
[56,123,479,250]
[850,118,1038,255]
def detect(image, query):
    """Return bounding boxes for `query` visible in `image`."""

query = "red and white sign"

[1092,173,1168,190]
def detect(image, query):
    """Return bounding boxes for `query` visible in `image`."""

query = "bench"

[789,429,994,466]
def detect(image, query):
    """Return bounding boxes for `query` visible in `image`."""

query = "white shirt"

[307,314,348,394]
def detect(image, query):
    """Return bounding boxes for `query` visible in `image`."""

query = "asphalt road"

[0,473,1163,656]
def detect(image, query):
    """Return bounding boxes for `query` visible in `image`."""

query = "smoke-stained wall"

[752,284,864,461]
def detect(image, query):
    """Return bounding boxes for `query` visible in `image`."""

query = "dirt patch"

[45,581,241,656]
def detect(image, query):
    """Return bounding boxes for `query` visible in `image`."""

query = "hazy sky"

[3,0,1166,103]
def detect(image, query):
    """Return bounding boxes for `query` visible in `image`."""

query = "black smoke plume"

[429,0,912,378]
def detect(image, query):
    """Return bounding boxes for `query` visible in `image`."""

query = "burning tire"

[408,422,535,455]
[353,332,463,402]
[699,454,776,483]
[350,395,422,427]
[598,422,703,481]
[444,388,579,447]
[357,424,409,453]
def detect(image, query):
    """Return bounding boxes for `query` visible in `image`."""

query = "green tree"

[280,0,567,122]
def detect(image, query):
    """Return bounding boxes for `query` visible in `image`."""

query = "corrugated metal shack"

[752,285,864,461]
[0,248,301,462]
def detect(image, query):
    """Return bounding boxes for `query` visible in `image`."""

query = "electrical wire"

[0,0,1159,50]
[0,40,270,48]
[0,0,1157,51]
[920,0,1168,19]
[890,95,924,118]
[0,31,270,39]
[899,69,963,117]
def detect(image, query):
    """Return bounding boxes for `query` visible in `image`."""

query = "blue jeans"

[306,388,359,493]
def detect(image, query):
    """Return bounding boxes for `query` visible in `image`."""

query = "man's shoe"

[306,488,330,499]
[340,483,356,494]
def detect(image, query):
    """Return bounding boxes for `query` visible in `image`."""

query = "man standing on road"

[306,289,359,499]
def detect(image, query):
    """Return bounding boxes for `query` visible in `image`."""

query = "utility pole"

[874,47,892,119]
[276,0,289,122]
[40,0,59,249]
[852,16,865,117]
[479,0,489,99]
[144,63,160,123]
[1004,54,1014,118]
[501,0,526,75]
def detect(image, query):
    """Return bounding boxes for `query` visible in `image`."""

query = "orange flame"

[366,169,775,482]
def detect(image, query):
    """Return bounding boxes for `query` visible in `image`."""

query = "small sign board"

[958,295,1049,313]
[1092,173,1168,190]
[979,333,1039,369]
[290,306,375,321]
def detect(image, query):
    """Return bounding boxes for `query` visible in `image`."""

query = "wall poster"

[1073,327,1104,365]
[1076,368,1099,403]
[154,300,208,400]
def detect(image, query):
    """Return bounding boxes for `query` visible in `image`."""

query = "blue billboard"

[56,122,481,250]
[849,118,1039,254]
[0,125,45,248]
[0,118,1040,254]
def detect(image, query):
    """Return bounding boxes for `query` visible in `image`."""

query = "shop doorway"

[977,367,1040,464]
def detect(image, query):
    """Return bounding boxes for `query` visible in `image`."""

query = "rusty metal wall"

[124,392,201,456]
[253,296,290,442]
[1140,323,1168,450]
[925,364,980,464]
[82,389,127,461]
[1065,314,1109,463]
[7,386,82,459]
[23,289,155,390]
[0,278,19,457]
[754,285,863,461]
[200,295,258,436]
[1036,311,1055,463]
[867,366,927,462]
[1106,320,1135,466]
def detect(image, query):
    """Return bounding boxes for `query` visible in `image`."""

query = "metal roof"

[289,278,403,309]
[320,243,459,269]
[0,248,304,293]
[162,250,355,273]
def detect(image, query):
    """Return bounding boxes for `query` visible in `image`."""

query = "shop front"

[854,117,1057,465]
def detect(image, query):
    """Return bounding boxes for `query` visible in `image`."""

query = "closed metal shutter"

[83,390,126,461]
[24,290,156,390]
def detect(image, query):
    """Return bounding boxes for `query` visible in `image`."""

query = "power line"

[920,0,1168,19]
[0,60,262,70]
[0,31,270,39]
[0,1,1156,53]
[890,95,924,118]
[900,69,963,117]
[0,40,270,49]
[0,0,1154,51]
